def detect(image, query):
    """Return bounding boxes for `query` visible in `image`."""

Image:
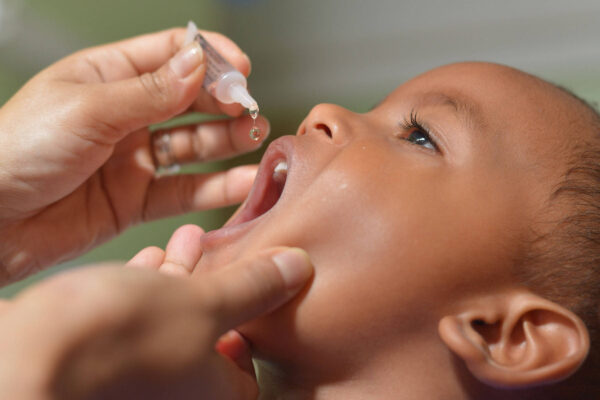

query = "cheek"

[241,195,445,371]
[299,169,443,321]
[242,150,452,363]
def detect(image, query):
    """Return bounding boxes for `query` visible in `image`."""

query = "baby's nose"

[296,103,352,145]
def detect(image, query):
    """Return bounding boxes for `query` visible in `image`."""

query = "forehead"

[380,62,586,171]
[384,63,553,126]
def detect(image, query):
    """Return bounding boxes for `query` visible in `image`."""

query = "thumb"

[202,247,314,335]
[88,42,205,142]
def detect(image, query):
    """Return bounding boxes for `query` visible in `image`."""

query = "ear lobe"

[438,292,590,388]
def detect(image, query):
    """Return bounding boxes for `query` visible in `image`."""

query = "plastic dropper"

[185,21,259,117]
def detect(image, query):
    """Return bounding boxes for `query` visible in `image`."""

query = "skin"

[0,236,313,399]
[0,27,319,400]
[181,62,593,398]
[0,28,270,284]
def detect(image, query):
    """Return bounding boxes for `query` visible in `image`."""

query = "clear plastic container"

[185,21,258,112]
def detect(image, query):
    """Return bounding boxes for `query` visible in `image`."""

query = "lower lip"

[199,213,264,250]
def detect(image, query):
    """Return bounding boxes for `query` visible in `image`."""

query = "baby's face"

[195,63,576,373]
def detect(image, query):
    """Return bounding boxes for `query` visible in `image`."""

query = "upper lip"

[223,136,295,229]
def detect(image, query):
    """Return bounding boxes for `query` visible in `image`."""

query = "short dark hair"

[517,86,600,380]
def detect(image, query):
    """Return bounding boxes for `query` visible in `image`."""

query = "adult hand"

[0,27,269,284]
[0,241,312,399]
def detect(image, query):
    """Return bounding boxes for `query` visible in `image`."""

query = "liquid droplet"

[248,104,261,141]
[249,127,261,141]
[249,105,259,120]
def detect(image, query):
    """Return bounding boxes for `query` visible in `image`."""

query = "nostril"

[316,123,332,138]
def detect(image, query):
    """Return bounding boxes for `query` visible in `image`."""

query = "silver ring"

[152,131,180,173]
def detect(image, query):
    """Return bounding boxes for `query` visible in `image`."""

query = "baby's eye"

[399,111,439,152]
[405,129,436,150]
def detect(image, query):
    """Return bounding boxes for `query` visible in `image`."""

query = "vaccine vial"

[185,21,259,113]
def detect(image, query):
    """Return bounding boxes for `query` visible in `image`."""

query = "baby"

[138,62,599,399]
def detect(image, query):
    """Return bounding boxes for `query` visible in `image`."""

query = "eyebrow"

[370,90,485,131]
[412,91,484,131]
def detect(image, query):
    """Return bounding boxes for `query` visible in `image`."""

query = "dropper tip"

[184,21,198,45]
[229,84,259,112]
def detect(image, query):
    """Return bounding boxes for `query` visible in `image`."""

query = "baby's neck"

[256,364,377,400]
[254,340,471,400]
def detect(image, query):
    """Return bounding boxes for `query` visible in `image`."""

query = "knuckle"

[168,28,185,53]
[67,88,123,145]
[195,284,226,333]
[144,245,165,255]
[175,175,195,213]
[158,262,188,277]
[222,171,234,206]
[138,71,171,105]
[198,280,225,316]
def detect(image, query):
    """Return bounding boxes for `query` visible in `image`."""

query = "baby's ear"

[437,290,589,388]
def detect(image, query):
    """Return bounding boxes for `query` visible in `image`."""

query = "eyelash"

[398,110,439,152]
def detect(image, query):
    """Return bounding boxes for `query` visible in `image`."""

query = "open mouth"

[223,138,292,229]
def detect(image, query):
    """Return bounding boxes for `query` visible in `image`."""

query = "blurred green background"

[1,0,599,296]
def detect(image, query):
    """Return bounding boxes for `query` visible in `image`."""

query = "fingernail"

[170,42,203,79]
[272,248,313,290]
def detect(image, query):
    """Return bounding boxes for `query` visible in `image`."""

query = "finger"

[64,28,251,117]
[78,41,206,145]
[198,353,258,400]
[189,89,246,117]
[0,299,10,313]
[159,224,205,277]
[115,28,252,117]
[60,28,250,83]
[125,246,166,270]
[115,28,250,79]
[199,247,313,333]
[215,330,255,377]
[143,165,257,221]
[152,114,270,166]
[183,28,251,117]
